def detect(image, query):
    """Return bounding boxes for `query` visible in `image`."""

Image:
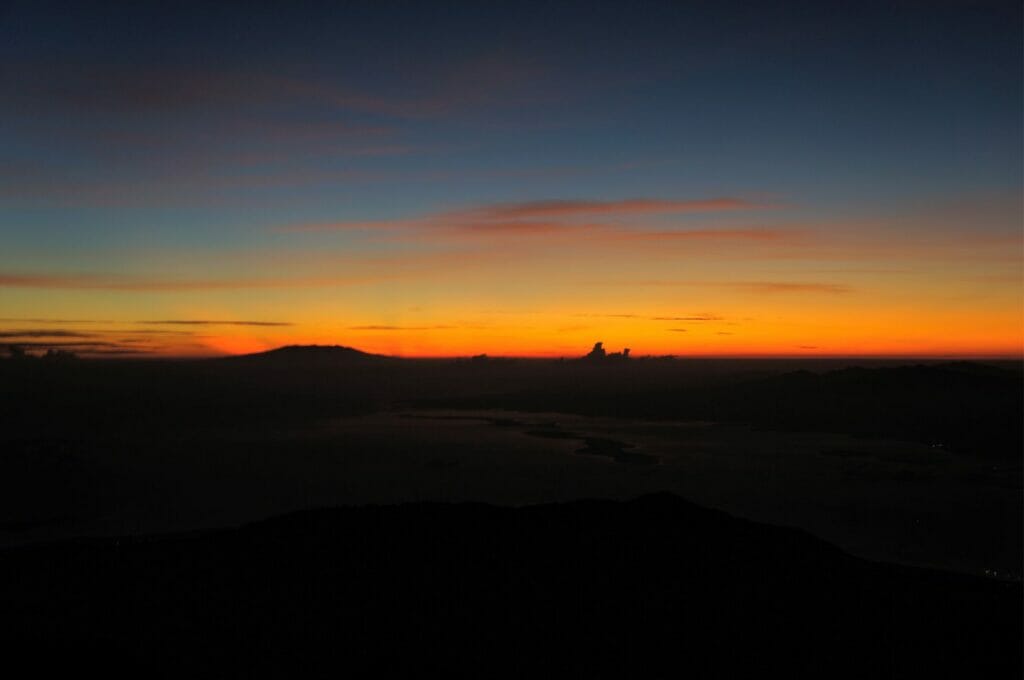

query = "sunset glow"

[2,2,1020,359]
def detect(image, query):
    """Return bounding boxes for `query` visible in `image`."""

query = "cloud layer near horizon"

[282,196,770,235]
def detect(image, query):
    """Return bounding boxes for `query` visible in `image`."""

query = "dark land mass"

[2,348,1020,458]
[1,493,1019,679]
[0,347,1020,675]
[413,359,1024,460]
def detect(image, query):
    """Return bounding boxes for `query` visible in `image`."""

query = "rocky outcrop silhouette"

[583,342,630,361]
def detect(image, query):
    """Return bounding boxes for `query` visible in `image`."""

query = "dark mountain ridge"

[216,344,389,364]
[0,493,1018,678]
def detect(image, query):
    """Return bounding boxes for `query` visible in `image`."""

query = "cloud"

[4,341,129,349]
[593,280,850,295]
[0,330,95,338]
[1,59,547,121]
[1,331,215,356]
[573,313,726,323]
[0,317,113,324]
[138,320,294,327]
[14,345,157,357]
[2,64,377,117]
[0,272,387,291]
[446,221,605,235]
[0,248,515,293]
[716,282,852,294]
[450,197,759,220]
[3,64,241,113]
[573,313,640,319]
[75,348,155,356]
[348,325,456,331]
[0,325,197,345]
[0,167,384,207]
[282,196,770,237]
[603,228,788,242]
[651,315,722,321]
[119,329,197,335]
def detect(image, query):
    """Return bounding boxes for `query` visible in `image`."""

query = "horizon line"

[11,344,1023,362]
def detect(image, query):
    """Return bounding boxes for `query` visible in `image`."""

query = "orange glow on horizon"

[2,194,1020,360]
[155,310,1024,359]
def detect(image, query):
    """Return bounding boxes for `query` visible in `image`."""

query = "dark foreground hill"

[0,494,1019,679]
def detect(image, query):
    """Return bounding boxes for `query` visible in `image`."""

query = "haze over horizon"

[2,0,1021,358]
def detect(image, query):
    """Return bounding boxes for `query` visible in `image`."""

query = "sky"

[1,0,1021,358]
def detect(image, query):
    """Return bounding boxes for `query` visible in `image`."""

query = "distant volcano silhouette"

[221,345,389,364]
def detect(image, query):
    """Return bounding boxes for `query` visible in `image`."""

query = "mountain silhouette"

[0,493,1018,678]
[218,344,390,365]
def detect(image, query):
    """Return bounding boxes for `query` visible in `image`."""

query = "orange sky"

[2,194,1021,359]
